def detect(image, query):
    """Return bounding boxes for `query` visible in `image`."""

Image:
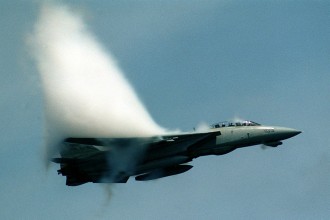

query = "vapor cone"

[30,3,164,162]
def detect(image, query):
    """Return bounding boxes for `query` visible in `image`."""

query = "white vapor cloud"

[29,2,165,161]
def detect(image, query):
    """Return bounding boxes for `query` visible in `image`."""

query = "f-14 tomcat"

[52,120,301,186]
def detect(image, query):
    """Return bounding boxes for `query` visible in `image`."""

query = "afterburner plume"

[30,3,165,161]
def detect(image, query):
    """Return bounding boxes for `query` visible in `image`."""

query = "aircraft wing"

[52,131,220,186]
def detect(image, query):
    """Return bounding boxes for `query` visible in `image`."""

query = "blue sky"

[1,1,330,219]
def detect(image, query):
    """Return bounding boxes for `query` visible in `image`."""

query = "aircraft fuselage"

[53,120,301,185]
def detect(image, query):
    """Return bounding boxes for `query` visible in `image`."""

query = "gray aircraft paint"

[53,120,301,186]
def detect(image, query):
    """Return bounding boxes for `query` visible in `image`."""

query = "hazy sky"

[1,1,330,219]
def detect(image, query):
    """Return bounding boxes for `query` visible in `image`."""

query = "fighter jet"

[52,120,301,186]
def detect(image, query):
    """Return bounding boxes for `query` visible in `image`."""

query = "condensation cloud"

[29,3,165,161]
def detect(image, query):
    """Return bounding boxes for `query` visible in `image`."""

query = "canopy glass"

[210,120,261,128]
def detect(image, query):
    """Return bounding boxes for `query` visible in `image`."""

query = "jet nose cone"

[287,129,302,138]
[277,127,302,139]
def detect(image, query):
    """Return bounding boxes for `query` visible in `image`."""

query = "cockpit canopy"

[210,120,261,129]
